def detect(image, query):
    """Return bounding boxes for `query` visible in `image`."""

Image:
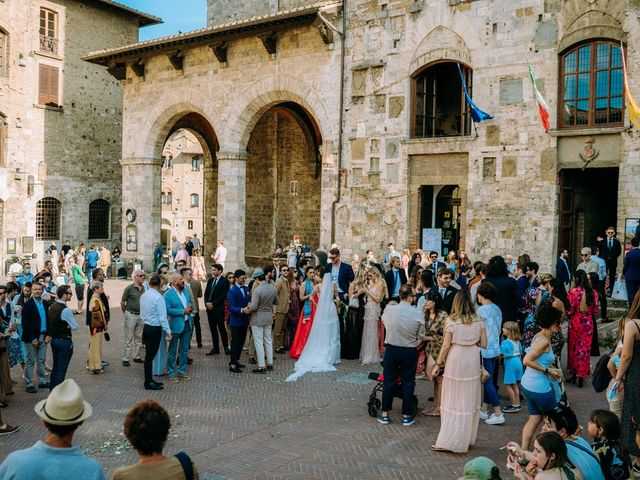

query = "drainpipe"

[330,0,347,245]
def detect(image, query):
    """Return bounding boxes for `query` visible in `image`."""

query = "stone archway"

[244,102,322,265]
[121,107,219,267]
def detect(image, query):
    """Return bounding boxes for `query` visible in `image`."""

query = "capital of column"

[216,151,249,162]
[120,157,163,167]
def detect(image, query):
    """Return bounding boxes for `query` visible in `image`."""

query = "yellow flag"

[621,42,640,131]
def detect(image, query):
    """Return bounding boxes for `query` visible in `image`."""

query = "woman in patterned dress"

[521,274,552,350]
[567,269,598,387]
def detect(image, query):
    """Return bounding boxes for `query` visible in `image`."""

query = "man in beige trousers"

[273,266,291,353]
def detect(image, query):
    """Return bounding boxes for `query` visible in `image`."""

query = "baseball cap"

[252,269,265,278]
[457,457,498,480]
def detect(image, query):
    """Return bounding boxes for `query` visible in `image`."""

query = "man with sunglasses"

[576,247,599,276]
[45,286,78,390]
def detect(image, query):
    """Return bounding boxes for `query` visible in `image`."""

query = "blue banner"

[457,64,493,123]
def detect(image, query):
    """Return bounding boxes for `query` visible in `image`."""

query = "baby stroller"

[366,371,418,418]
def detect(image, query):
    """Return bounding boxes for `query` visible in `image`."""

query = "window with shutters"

[36,197,61,240]
[38,64,59,106]
[39,8,58,55]
[89,199,110,239]
[0,29,8,78]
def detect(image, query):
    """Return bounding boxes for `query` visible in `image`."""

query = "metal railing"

[39,34,58,55]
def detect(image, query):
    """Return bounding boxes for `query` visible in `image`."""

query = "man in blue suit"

[327,247,355,358]
[623,237,640,306]
[164,273,194,382]
[555,248,572,289]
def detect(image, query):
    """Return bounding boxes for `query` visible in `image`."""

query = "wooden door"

[557,170,574,255]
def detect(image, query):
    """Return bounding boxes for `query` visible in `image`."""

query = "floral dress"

[521,287,550,350]
[567,286,598,378]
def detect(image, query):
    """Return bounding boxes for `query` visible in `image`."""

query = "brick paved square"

[0,280,609,478]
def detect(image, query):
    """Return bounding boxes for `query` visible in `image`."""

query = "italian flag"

[527,61,551,132]
[621,42,640,131]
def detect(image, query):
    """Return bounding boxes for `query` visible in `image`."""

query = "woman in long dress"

[285,273,301,350]
[567,269,598,387]
[345,268,367,360]
[286,273,341,382]
[191,249,206,281]
[88,281,108,374]
[289,266,319,359]
[432,291,487,453]
[360,267,386,365]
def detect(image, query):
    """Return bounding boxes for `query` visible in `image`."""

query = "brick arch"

[220,75,334,153]
[558,8,624,52]
[125,87,221,160]
[409,25,472,77]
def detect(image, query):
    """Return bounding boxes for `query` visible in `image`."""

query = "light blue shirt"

[392,268,401,298]
[56,300,78,330]
[478,303,502,358]
[140,288,171,335]
[33,298,47,333]
[330,264,343,293]
[0,440,106,480]
[566,436,606,480]
[592,255,607,281]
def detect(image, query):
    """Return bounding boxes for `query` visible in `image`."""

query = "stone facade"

[87,0,640,272]
[0,0,157,272]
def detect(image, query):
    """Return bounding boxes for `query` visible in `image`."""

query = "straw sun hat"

[34,379,93,426]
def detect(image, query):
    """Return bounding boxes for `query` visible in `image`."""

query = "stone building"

[0,0,159,271]
[160,129,205,249]
[84,0,640,271]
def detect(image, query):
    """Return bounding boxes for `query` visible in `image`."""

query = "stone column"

[120,157,162,271]
[216,151,248,269]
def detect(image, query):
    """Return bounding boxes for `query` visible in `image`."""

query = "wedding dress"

[286,274,341,382]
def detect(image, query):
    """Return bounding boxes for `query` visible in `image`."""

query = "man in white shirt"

[8,258,22,280]
[576,247,600,275]
[213,240,227,269]
[592,247,609,323]
[140,274,172,391]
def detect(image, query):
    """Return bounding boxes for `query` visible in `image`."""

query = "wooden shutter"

[38,64,59,106]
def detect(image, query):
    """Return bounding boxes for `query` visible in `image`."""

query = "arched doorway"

[157,113,218,260]
[245,102,322,264]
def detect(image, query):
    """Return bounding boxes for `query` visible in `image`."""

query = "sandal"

[431,445,448,452]
[424,409,440,417]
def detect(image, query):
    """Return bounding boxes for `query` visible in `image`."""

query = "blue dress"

[500,338,523,385]
[152,333,167,376]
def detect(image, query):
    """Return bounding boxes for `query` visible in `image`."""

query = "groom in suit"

[598,226,622,287]
[437,268,457,314]
[327,247,354,357]
[204,263,230,355]
[164,273,194,382]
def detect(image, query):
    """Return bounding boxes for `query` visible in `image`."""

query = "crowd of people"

[0,228,640,479]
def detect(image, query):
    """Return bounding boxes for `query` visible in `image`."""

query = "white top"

[214,245,227,264]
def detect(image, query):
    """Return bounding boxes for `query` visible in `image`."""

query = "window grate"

[36,197,61,240]
[88,199,110,239]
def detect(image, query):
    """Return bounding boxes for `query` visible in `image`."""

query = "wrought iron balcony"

[39,34,58,55]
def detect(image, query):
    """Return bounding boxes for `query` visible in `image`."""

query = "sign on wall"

[422,228,442,256]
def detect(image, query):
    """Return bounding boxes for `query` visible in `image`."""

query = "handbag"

[348,296,359,308]
[480,356,490,384]
[426,353,437,381]
[592,352,612,393]
[611,274,627,301]
[91,309,104,331]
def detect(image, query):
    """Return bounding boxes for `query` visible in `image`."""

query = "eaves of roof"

[82,1,340,65]
[87,0,162,26]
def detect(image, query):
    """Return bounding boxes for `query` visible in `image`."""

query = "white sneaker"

[479,410,490,420]
[486,413,505,425]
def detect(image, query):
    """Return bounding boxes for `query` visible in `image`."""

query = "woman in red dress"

[290,266,320,359]
[567,269,599,387]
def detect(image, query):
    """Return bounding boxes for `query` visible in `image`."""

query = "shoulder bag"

[175,451,194,480]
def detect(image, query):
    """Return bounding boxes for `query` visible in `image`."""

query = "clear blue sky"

[118,0,207,41]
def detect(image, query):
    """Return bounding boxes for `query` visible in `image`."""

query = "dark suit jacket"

[326,262,355,301]
[85,289,110,327]
[204,275,230,313]
[598,238,622,264]
[21,298,49,343]
[555,258,572,284]
[623,248,640,282]
[384,268,408,300]
[438,285,457,314]
[483,275,518,324]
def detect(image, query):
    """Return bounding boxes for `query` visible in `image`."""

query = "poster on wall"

[422,228,442,256]
[126,224,138,252]
[624,218,640,254]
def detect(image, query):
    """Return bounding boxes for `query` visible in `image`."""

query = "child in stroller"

[366,370,419,418]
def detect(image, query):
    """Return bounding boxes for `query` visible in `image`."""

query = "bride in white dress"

[286,273,341,382]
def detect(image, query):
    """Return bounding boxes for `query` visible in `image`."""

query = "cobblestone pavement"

[0,279,608,479]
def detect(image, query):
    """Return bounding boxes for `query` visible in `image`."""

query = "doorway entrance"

[558,167,618,263]
[419,184,462,256]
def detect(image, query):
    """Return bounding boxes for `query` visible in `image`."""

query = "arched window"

[36,197,61,240]
[0,29,8,78]
[162,154,173,169]
[413,62,472,138]
[560,41,623,128]
[162,190,172,206]
[88,199,110,239]
[191,155,202,172]
[190,193,199,208]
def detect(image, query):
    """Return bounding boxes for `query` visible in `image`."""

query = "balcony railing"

[39,34,58,55]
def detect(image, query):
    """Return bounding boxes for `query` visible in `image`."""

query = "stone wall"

[207,0,318,26]
[0,0,138,269]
